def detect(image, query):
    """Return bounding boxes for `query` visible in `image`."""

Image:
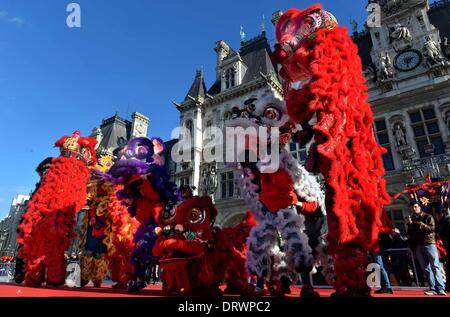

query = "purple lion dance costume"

[110,137,178,291]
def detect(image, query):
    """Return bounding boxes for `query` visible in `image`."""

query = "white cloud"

[0,10,26,26]
[8,17,25,26]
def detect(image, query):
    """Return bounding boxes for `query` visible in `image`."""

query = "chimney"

[214,40,231,79]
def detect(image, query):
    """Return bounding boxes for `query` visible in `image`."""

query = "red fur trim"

[160,260,191,295]
[284,26,390,249]
[221,210,255,253]
[379,209,394,235]
[18,156,90,286]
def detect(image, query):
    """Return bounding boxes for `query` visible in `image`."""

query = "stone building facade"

[354,0,450,233]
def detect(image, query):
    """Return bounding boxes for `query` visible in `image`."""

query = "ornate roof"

[184,69,207,101]
[98,113,131,150]
[239,32,279,84]
[204,32,280,99]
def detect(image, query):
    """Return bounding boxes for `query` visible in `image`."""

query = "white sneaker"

[425,290,437,296]
[438,290,447,296]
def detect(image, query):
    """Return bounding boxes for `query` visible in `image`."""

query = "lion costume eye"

[263,106,282,121]
[189,207,205,224]
[162,206,176,221]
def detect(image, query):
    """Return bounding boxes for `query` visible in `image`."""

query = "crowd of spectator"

[374,203,450,296]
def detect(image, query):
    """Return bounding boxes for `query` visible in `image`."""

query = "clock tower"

[131,112,150,138]
[366,0,449,92]
[358,0,450,229]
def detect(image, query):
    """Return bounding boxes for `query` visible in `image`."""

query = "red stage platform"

[0,282,441,297]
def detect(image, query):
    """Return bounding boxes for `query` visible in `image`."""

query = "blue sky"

[0,0,371,217]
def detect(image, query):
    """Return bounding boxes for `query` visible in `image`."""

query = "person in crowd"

[390,228,414,286]
[436,208,450,292]
[150,260,159,284]
[372,229,394,294]
[407,203,446,295]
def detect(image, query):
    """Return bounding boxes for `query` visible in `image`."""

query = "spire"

[184,69,207,102]
[261,14,266,35]
[240,25,246,43]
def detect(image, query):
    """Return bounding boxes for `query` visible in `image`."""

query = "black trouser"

[302,209,328,286]
[14,245,25,284]
[445,253,450,291]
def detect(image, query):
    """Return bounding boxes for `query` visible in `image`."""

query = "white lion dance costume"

[227,96,331,296]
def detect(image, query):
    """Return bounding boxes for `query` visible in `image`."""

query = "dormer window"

[225,67,236,89]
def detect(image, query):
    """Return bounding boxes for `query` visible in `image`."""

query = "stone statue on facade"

[394,123,407,146]
[200,163,218,196]
[391,22,411,41]
[378,53,394,81]
[423,36,448,68]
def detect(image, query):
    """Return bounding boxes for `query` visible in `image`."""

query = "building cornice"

[175,73,283,113]
[370,76,450,113]
[260,72,283,95]
[380,0,427,22]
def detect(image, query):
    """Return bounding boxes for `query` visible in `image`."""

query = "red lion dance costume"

[18,131,97,287]
[153,194,256,296]
[272,4,390,296]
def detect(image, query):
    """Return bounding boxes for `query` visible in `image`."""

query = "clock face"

[394,50,422,72]
[135,123,145,134]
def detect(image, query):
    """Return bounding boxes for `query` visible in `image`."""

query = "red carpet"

[0,283,442,297]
